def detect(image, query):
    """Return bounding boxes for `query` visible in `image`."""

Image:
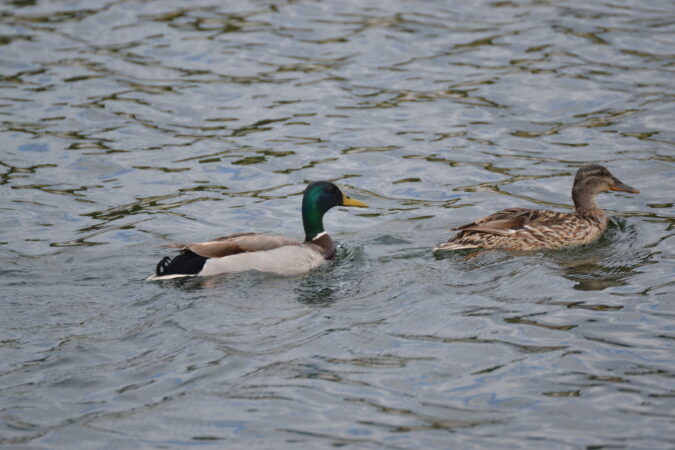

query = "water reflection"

[295,244,366,305]
[552,221,654,291]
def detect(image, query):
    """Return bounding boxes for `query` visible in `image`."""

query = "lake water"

[1,0,674,447]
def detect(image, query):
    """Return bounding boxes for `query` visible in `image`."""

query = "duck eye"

[326,185,336,194]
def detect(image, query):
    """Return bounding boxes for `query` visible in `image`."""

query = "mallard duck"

[148,181,368,280]
[434,164,639,252]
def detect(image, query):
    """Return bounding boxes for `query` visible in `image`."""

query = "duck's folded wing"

[161,232,302,258]
[452,208,533,235]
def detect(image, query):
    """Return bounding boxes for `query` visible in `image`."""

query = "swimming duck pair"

[148,164,639,280]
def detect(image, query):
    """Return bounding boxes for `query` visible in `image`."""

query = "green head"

[302,181,368,241]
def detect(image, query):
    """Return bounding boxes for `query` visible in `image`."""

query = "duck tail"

[433,242,480,252]
[147,251,208,281]
[156,256,173,276]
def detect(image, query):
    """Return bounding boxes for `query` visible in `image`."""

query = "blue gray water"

[1,0,674,447]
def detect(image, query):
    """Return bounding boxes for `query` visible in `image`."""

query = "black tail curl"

[155,251,208,277]
[156,256,173,276]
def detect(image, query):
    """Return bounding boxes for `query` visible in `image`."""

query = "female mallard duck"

[434,164,639,252]
[148,181,368,280]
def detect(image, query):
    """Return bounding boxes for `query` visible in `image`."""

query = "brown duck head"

[571,164,639,211]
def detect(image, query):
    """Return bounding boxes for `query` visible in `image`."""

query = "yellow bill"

[341,192,368,208]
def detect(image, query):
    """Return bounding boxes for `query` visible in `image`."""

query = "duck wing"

[162,232,302,258]
[453,208,565,235]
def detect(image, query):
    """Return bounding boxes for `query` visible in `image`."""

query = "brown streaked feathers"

[437,207,607,251]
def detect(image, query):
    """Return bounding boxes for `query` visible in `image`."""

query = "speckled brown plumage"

[434,164,639,252]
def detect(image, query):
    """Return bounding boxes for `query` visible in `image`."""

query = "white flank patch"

[199,244,326,277]
[146,273,196,281]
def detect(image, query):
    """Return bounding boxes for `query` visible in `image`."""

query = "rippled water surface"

[1,0,674,447]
